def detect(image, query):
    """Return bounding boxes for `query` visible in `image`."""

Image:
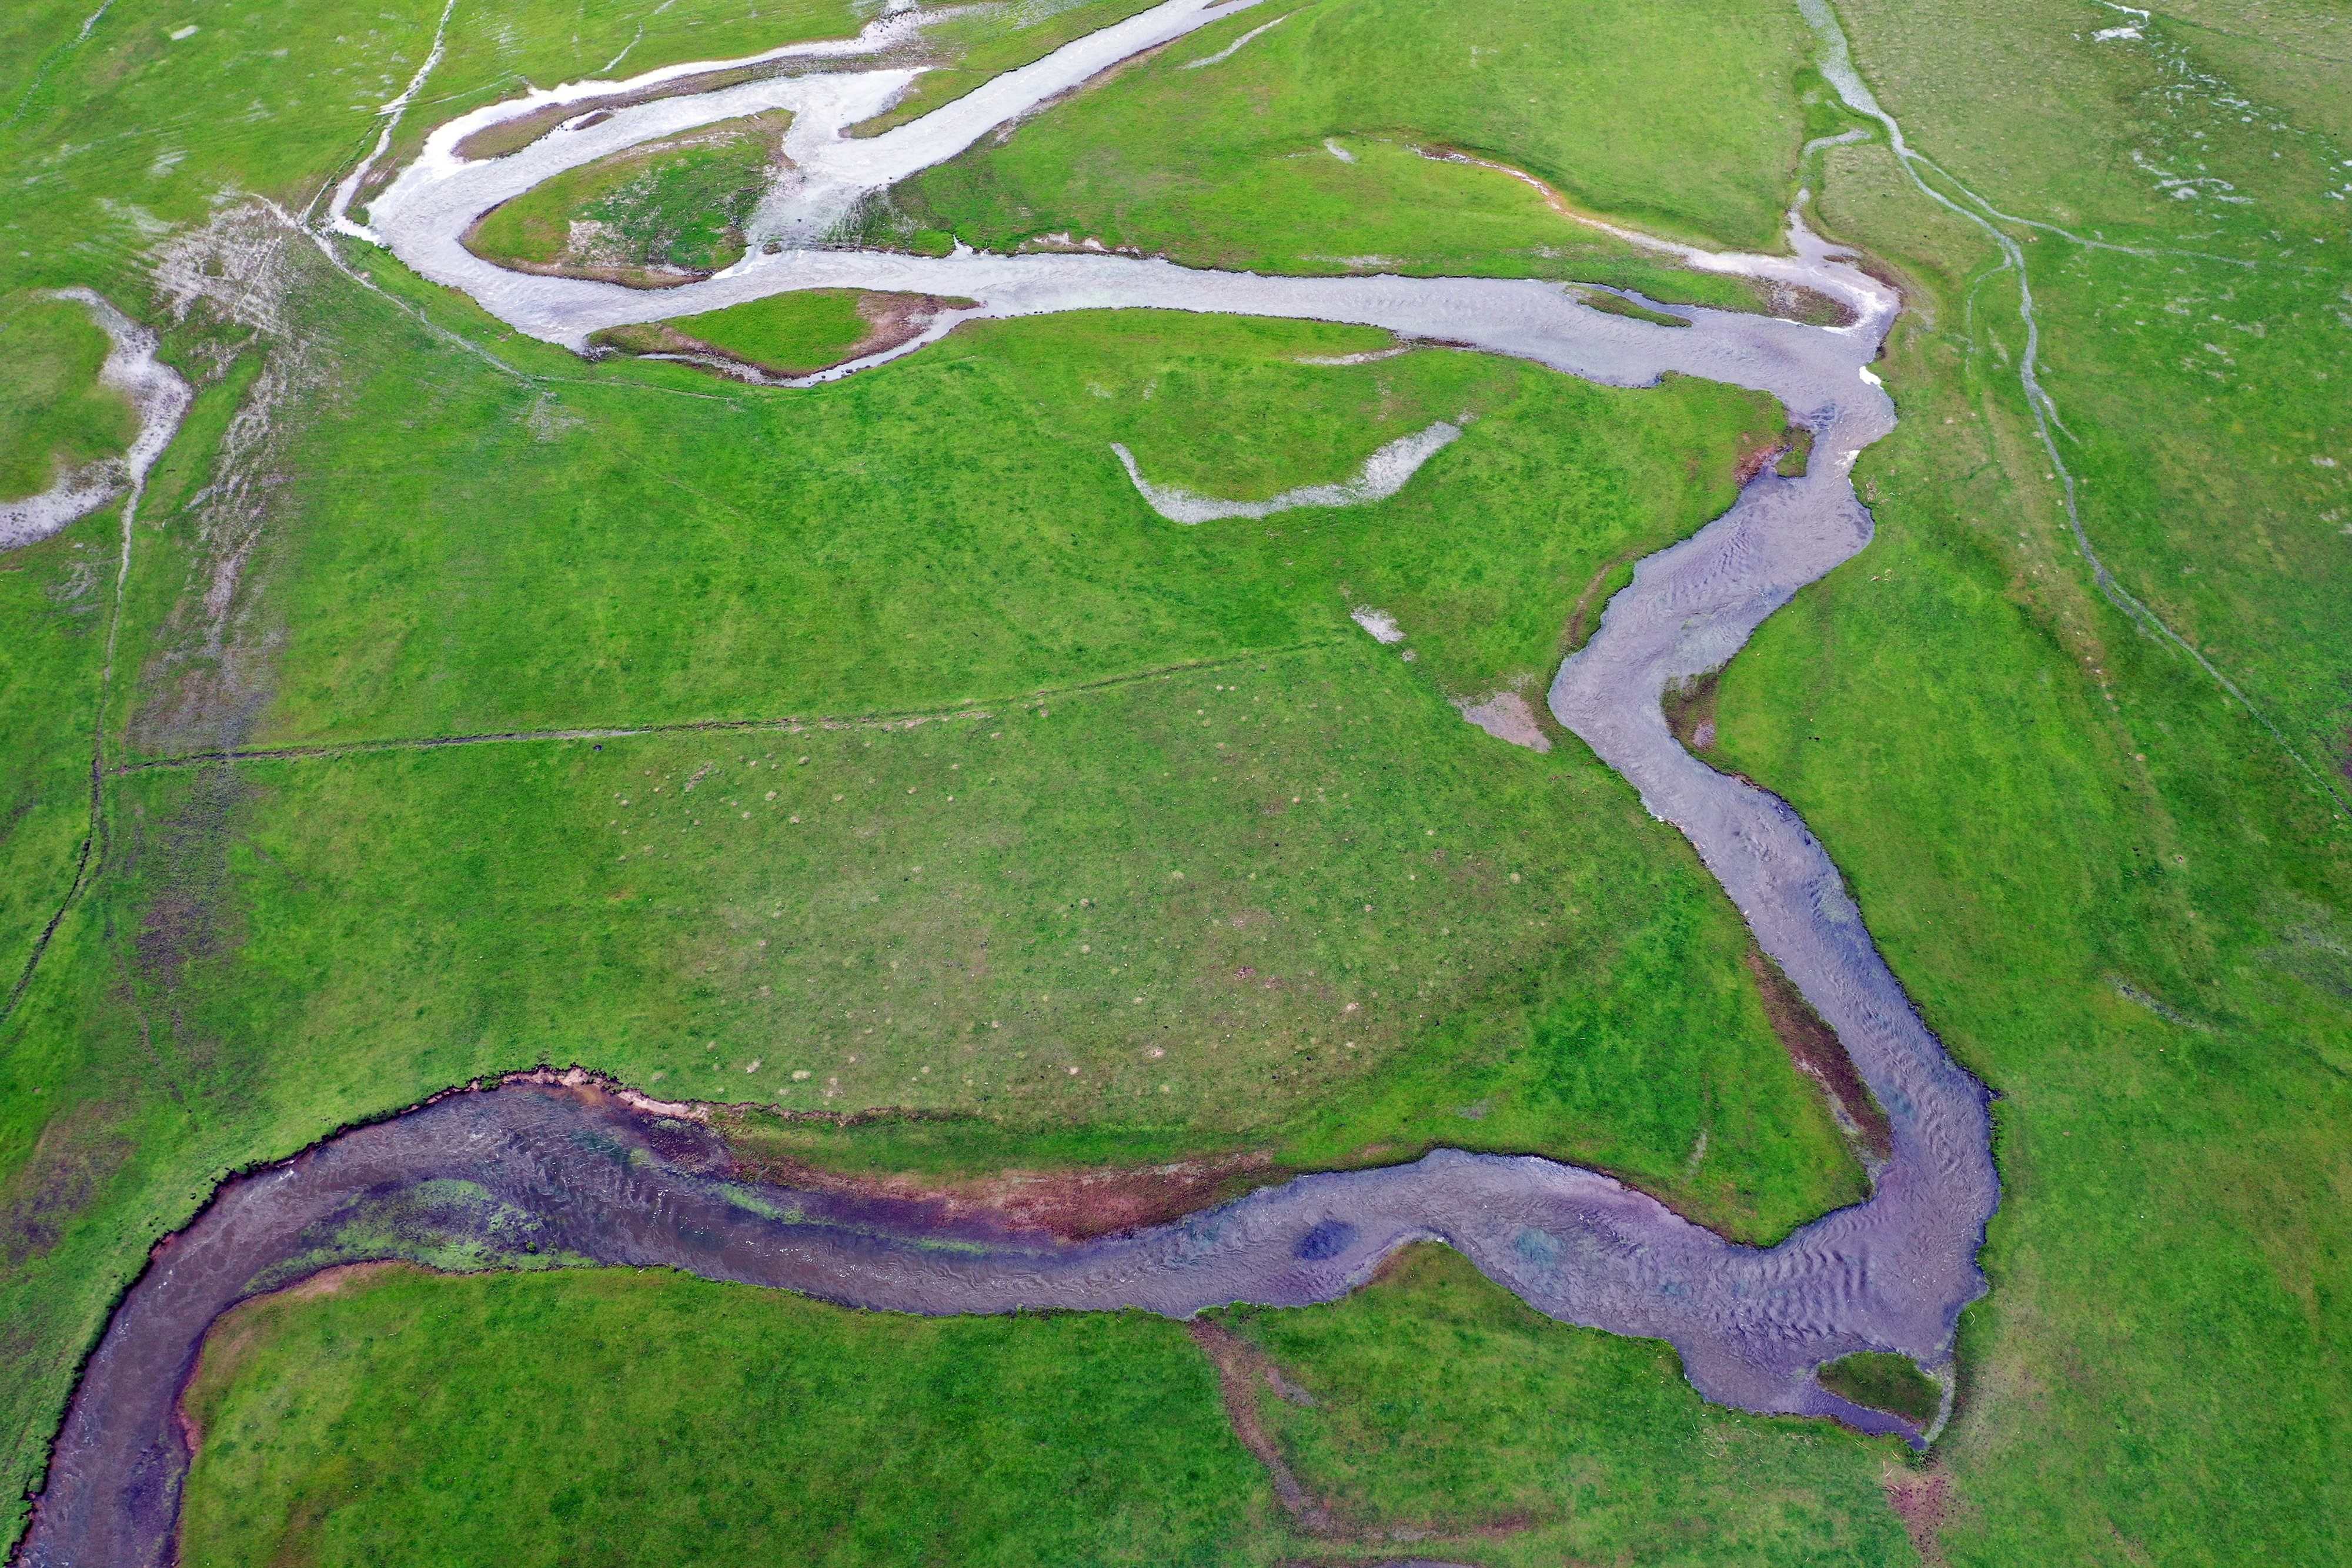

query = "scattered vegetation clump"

[1816,1350,1940,1427]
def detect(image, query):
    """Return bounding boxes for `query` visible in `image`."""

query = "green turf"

[177,1265,1273,1567]
[1704,24,2352,1552]
[868,0,1818,286]
[7,1,2349,1563]
[0,294,134,502]
[1211,1245,1912,1563]
[593,289,881,376]
[0,269,1859,1551]
[171,1248,1927,1568]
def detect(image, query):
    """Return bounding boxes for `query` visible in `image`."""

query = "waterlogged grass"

[874,0,1816,277]
[467,113,784,280]
[178,1266,1271,1567]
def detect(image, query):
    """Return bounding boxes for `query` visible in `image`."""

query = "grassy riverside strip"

[172,1251,1911,1567]
[176,1265,1274,1567]
[868,0,1819,276]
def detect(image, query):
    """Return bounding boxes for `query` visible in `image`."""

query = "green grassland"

[175,1249,1912,1567]
[0,289,1863,1528]
[592,288,879,373]
[1216,1245,1909,1563]
[4,0,2348,1564]
[467,112,786,282]
[866,0,1819,279]
[1695,3,2352,1556]
[0,0,1876,1524]
[0,295,134,502]
[178,1265,1273,1567]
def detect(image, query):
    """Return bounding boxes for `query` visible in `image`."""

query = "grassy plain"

[8,0,2346,1564]
[178,1265,1271,1567]
[175,1249,1914,1568]
[871,0,1817,275]
[1691,2,2352,1554]
[0,1,1878,1539]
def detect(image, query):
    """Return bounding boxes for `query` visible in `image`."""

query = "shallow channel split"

[18,4,1999,1562]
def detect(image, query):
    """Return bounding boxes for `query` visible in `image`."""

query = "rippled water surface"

[19,4,1997,1561]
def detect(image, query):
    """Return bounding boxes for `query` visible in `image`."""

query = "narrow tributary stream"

[19,4,1998,1562]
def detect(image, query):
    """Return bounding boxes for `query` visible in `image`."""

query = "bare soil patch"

[1882,1464,1952,1566]
[1744,948,1893,1161]
[717,1115,1284,1241]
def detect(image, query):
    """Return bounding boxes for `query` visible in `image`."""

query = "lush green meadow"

[1700,4,2352,1556]
[466,112,785,281]
[3,0,2348,1563]
[175,1249,1914,1567]
[872,0,1818,280]
[178,1265,1273,1567]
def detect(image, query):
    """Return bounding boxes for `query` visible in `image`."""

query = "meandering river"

[19,4,1997,1562]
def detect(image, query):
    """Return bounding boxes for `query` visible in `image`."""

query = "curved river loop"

[19,4,1999,1562]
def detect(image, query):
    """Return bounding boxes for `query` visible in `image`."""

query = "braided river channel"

[22,2,1998,1562]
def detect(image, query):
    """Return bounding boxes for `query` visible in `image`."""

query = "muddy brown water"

[16,3,1998,1562]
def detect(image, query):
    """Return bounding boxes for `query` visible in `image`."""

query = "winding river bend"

[21,3,1999,1562]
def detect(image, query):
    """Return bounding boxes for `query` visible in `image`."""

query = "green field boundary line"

[106,640,1337,774]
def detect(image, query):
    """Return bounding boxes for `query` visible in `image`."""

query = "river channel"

[19,3,1997,1562]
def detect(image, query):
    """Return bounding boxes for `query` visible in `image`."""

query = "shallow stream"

[19,4,1997,1561]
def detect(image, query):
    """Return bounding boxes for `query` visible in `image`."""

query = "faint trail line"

[2,295,189,1024]
[1,0,113,132]
[1799,0,2348,813]
[108,643,1332,774]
